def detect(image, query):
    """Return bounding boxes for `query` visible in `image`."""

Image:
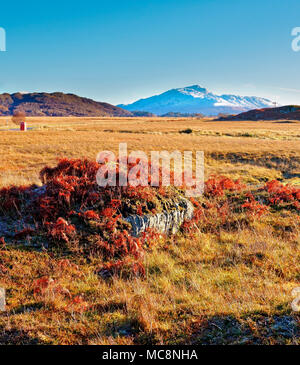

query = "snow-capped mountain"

[118,85,275,116]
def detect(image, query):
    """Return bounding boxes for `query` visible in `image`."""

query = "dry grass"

[0,117,299,344]
[0,116,299,187]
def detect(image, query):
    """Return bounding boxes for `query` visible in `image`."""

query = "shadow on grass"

[0,328,42,345]
[274,121,298,124]
[7,302,44,315]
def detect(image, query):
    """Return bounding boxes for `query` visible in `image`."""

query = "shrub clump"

[0,158,185,276]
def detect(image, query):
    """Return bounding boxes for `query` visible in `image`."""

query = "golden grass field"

[0,116,300,188]
[0,116,299,344]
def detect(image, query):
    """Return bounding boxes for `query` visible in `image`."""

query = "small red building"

[20,121,27,131]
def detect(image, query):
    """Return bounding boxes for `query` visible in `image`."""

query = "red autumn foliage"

[0,185,31,214]
[1,157,299,278]
[32,276,89,312]
[57,259,72,270]
[14,228,35,240]
[0,263,8,274]
[242,194,269,217]
[39,158,100,185]
[25,158,178,272]
[81,210,100,220]
[0,237,5,247]
[33,276,55,295]
[205,176,246,197]
[45,217,76,243]
[69,295,89,313]
[264,180,300,209]
[97,258,146,278]
[33,276,71,298]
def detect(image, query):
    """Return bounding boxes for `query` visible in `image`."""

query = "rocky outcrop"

[125,197,194,237]
[0,185,194,242]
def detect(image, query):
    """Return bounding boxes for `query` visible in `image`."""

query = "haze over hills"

[0,92,132,117]
[118,85,275,116]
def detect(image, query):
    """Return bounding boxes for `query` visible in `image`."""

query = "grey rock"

[124,197,194,237]
[0,287,5,311]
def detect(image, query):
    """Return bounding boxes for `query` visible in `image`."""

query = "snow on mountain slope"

[118,85,275,116]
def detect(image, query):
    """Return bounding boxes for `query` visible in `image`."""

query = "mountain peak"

[118,85,274,116]
[177,85,208,95]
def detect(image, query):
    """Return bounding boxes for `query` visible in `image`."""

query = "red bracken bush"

[0,237,6,247]
[39,158,100,184]
[242,193,269,217]
[96,258,146,278]
[264,180,300,209]
[68,295,89,313]
[33,276,55,295]
[24,158,184,272]
[2,157,298,278]
[0,185,32,215]
[45,218,76,243]
[205,175,246,197]
[81,210,100,220]
[14,228,35,240]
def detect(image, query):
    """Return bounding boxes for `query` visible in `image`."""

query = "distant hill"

[118,85,275,116]
[0,92,132,117]
[220,105,300,121]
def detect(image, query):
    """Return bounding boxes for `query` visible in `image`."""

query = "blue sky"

[0,0,300,105]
